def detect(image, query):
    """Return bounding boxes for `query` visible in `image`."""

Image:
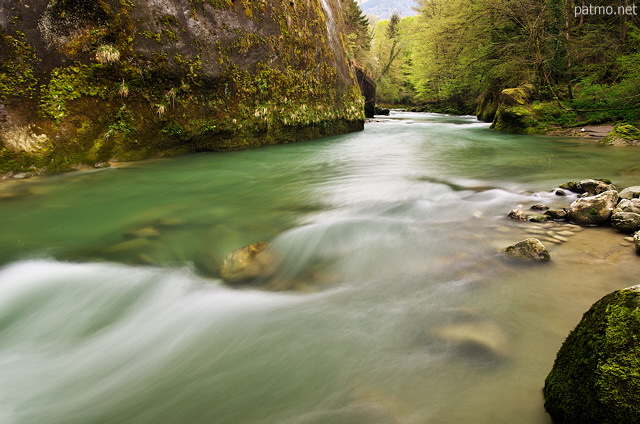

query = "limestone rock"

[568,190,619,226]
[619,186,640,200]
[508,208,527,221]
[611,212,640,233]
[219,242,275,285]
[579,179,615,196]
[502,238,550,261]
[614,198,640,214]
[544,286,640,424]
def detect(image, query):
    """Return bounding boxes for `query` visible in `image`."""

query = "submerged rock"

[219,242,275,285]
[528,214,550,223]
[611,212,640,233]
[430,319,509,359]
[502,238,550,261]
[568,190,619,226]
[125,225,160,239]
[544,209,568,220]
[544,285,640,424]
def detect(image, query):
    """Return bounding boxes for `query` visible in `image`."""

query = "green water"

[1,112,638,423]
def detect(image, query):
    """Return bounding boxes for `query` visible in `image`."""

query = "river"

[0,112,638,424]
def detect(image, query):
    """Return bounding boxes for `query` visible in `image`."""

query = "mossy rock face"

[499,84,534,106]
[475,90,499,123]
[490,105,540,134]
[601,124,640,146]
[0,0,366,174]
[544,286,640,424]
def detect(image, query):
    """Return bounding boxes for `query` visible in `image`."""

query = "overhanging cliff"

[0,0,365,173]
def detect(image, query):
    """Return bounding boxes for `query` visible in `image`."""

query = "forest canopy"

[350,0,640,125]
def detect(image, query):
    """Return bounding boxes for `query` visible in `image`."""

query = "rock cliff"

[0,0,365,174]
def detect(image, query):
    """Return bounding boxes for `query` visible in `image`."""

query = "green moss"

[601,124,640,145]
[544,288,640,424]
[0,30,38,100]
[491,105,540,134]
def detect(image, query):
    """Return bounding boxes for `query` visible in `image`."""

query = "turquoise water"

[1,112,638,423]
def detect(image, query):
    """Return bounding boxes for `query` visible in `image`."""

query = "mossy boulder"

[600,124,640,146]
[544,286,640,424]
[490,105,539,134]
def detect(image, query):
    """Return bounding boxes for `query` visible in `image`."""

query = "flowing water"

[1,112,639,424]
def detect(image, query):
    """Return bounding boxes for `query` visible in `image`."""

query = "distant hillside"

[358,0,419,19]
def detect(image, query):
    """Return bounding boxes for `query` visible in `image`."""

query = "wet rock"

[554,189,567,196]
[611,212,640,233]
[634,231,640,254]
[508,208,527,221]
[430,320,509,359]
[619,186,640,200]
[579,179,615,196]
[528,214,550,223]
[219,242,275,285]
[530,204,549,211]
[502,238,551,261]
[544,285,640,424]
[568,190,619,226]
[558,181,584,194]
[544,209,568,220]
[614,198,640,214]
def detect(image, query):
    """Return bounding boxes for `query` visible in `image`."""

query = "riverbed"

[0,112,638,423]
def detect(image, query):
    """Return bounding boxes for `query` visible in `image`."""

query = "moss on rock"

[601,124,640,146]
[0,0,366,175]
[544,286,640,424]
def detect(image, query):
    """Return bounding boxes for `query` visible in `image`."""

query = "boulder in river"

[568,190,619,226]
[508,208,527,221]
[600,123,640,146]
[219,242,275,285]
[614,198,640,214]
[579,179,616,196]
[611,212,640,234]
[544,285,640,424]
[619,186,640,200]
[502,238,550,261]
